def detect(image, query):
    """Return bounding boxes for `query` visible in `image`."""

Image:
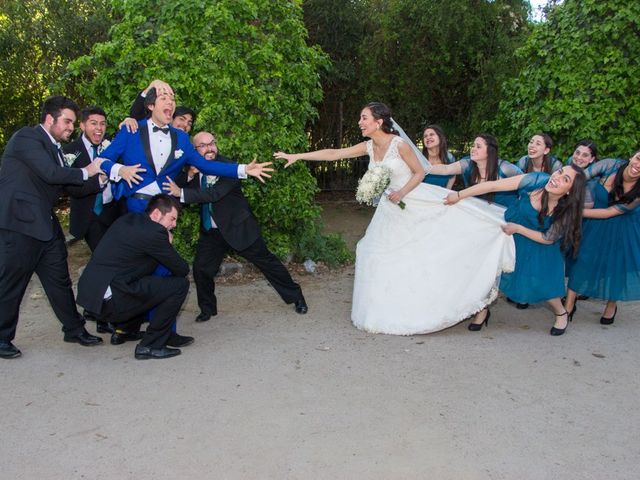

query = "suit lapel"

[38,127,64,166]
[68,138,90,167]
[139,124,156,175]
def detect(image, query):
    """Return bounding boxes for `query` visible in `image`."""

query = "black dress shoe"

[294,297,308,314]
[0,341,22,359]
[110,330,143,345]
[195,312,213,323]
[64,328,103,346]
[96,320,116,334]
[166,332,194,348]
[134,345,181,360]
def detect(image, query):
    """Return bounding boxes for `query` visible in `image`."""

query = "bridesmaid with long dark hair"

[565,152,640,324]
[428,134,522,207]
[445,165,587,335]
[516,133,562,174]
[421,124,456,189]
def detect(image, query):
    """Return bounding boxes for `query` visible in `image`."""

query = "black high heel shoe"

[567,304,576,322]
[468,309,490,331]
[600,306,617,325]
[550,311,569,336]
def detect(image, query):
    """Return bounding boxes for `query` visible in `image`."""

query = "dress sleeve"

[542,223,563,242]
[365,139,376,162]
[584,158,624,181]
[614,197,640,213]
[583,180,597,208]
[459,157,471,185]
[517,172,549,192]
[446,151,456,164]
[550,157,563,172]
[516,155,528,171]
[499,160,523,178]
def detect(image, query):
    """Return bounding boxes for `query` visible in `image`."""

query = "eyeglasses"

[196,141,216,149]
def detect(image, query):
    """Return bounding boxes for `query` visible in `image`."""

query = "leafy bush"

[491,0,640,159]
[69,0,350,265]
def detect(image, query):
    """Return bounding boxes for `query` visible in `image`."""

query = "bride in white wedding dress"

[274,102,514,335]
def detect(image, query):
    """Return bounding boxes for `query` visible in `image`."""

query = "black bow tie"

[153,125,170,134]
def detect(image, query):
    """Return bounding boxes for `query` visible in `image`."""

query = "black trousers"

[107,276,189,348]
[193,229,302,316]
[0,227,85,342]
[84,219,110,252]
[83,202,121,252]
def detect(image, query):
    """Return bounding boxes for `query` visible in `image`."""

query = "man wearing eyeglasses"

[163,131,308,323]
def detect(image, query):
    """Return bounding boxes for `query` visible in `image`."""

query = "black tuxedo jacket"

[76,212,189,314]
[63,137,120,238]
[0,126,91,241]
[180,155,261,251]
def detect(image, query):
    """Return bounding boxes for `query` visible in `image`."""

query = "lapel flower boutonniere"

[97,139,111,154]
[174,149,184,159]
[63,152,80,167]
[205,175,219,187]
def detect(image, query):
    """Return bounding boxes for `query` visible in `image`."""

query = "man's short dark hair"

[40,96,80,123]
[173,106,196,125]
[80,106,107,123]
[145,194,181,216]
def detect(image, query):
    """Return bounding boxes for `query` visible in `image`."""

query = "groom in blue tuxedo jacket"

[98,87,272,213]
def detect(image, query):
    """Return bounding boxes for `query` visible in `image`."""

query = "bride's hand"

[501,223,521,235]
[273,151,297,168]
[444,191,460,205]
[387,189,404,204]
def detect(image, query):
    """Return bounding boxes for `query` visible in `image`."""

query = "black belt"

[132,193,154,201]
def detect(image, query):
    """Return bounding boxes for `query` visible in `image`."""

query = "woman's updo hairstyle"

[364,102,399,136]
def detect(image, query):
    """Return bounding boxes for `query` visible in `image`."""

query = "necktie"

[200,175,212,231]
[153,125,170,134]
[91,144,103,215]
[57,146,65,166]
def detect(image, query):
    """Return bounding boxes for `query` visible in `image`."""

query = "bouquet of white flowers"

[355,165,406,209]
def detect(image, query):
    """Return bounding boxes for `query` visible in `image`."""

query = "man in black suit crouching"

[0,96,105,359]
[76,194,190,359]
[163,131,307,323]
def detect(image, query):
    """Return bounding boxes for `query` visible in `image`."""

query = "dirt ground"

[2,199,639,479]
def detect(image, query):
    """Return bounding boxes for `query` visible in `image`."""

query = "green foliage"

[491,0,640,160]
[172,205,200,263]
[0,0,112,150]
[303,0,369,149]
[304,0,531,150]
[69,0,349,264]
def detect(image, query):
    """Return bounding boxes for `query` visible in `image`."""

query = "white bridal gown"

[351,136,515,335]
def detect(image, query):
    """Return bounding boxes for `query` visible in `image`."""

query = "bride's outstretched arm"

[444,174,525,205]
[387,141,426,204]
[274,143,368,168]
